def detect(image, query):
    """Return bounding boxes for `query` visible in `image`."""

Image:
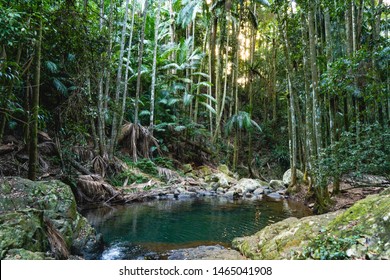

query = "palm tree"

[225,111,261,171]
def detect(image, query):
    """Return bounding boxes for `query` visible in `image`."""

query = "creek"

[82,196,311,259]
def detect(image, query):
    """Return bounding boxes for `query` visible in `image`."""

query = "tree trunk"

[149,0,162,135]
[134,0,149,126]
[120,0,136,131]
[109,0,130,158]
[28,12,42,181]
[308,2,321,156]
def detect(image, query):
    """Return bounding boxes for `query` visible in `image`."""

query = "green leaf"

[174,125,186,132]
[183,93,194,106]
[200,102,216,114]
[53,78,67,94]
[45,61,59,73]
[139,110,150,117]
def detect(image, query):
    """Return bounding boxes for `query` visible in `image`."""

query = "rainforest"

[0,0,389,260]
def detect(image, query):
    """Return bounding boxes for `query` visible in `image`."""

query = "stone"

[233,189,390,260]
[216,173,230,188]
[0,177,102,259]
[224,191,239,199]
[269,180,285,190]
[196,165,212,177]
[4,249,51,260]
[253,188,265,195]
[176,187,186,193]
[267,192,283,200]
[217,164,231,175]
[234,179,261,194]
[282,168,304,186]
[182,164,193,174]
[216,187,225,194]
[168,245,245,260]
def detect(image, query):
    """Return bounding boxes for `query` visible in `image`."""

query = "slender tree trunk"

[28,12,42,181]
[149,0,162,135]
[134,0,149,126]
[213,14,230,142]
[308,2,321,156]
[281,10,297,189]
[108,0,130,158]
[301,13,313,181]
[120,0,136,130]
[309,1,329,211]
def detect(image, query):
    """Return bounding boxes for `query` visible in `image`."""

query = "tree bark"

[109,0,130,158]
[150,0,162,135]
[28,10,43,181]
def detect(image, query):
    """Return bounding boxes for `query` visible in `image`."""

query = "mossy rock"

[0,210,49,259]
[196,166,212,178]
[217,165,230,175]
[232,212,340,259]
[233,189,390,260]
[0,177,101,259]
[4,249,52,260]
[182,164,193,174]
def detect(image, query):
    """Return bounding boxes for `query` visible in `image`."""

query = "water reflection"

[82,197,311,259]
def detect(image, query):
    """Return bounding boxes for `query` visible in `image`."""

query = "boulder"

[233,189,390,260]
[0,177,102,259]
[282,168,304,186]
[168,245,245,260]
[206,173,235,189]
[196,165,212,178]
[217,164,231,175]
[234,179,261,194]
[266,192,283,200]
[253,188,265,195]
[269,180,285,190]
[182,164,193,174]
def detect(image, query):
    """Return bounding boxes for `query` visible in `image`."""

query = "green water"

[82,197,311,259]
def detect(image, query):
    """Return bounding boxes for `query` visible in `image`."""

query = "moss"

[0,177,101,259]
[4,249,52,260]
[232,191,390,260]
[0,210,49,258]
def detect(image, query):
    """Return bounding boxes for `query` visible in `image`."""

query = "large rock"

[168,245,245,260]
[282,168,304,186]
[0,177,102,259]
[269,180,285,190]
[182,164,193,174]
[206,173,236,189]
[232,189,390,260]
[233,179,261,194]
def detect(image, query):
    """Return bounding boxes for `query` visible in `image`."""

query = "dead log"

[68,157,92,175]
[76,175,125,205]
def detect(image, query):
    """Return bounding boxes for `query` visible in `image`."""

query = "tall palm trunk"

[150,0,162,135]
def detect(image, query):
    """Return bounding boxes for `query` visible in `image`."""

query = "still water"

[82,197,311,259]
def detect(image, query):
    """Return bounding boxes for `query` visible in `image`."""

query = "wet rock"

[266,192,283,200]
